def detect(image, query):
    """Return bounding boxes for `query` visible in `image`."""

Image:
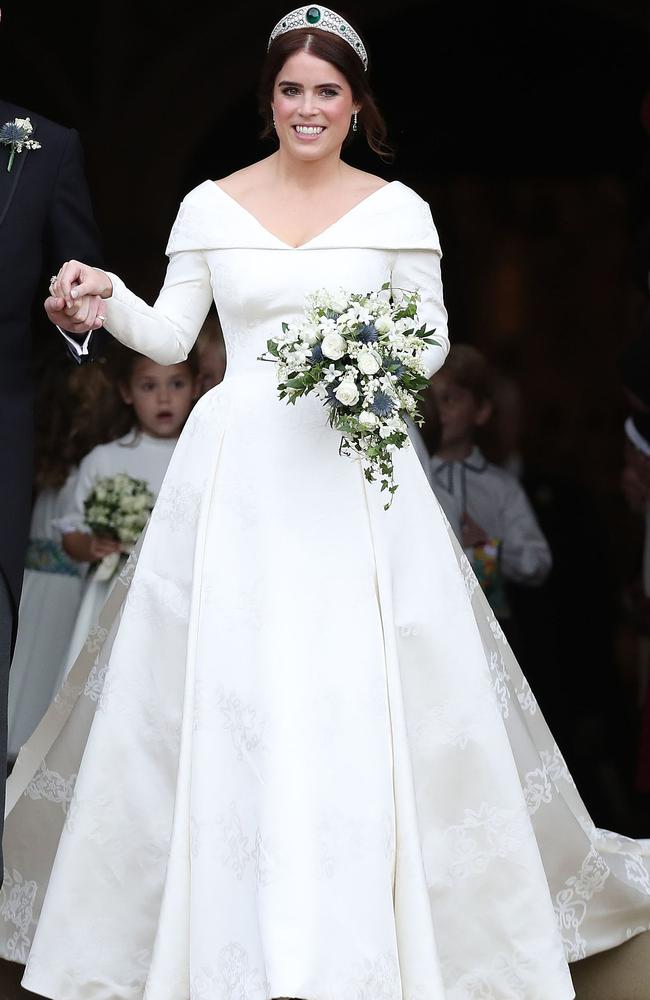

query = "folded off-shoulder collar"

[166,179,441,254]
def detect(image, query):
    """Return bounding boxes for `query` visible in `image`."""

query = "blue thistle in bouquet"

[259,283,441,508]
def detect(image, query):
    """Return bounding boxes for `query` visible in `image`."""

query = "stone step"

[572,931,650,999]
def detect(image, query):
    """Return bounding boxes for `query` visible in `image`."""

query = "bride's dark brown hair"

[258,23,393,161]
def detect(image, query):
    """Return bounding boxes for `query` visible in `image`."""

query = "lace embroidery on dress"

[217,803,256,880]
[217,688,267,759]
[349,953,401,1000]
[624,855,650,895]
[459,553,479,600]
[486,612,507,645]
[411,699,487,751]
[522,765,554,815]
[127,573,190,624]
[554,847,611,960]
[540,745,575,787]
[446,948,537,1000]
[488,650,511,718]
[0,869,37,964]
[190,942,268,1000]
[154,482,202,532]
[516,676,538,715]
[23,761,76,812]
[84,659,109,703]
[444,802,532,882]
[521,744,577,815]
[52,680,84,716]
[83,624,108,656]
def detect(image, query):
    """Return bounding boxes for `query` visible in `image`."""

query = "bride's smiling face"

[272,49,360,160]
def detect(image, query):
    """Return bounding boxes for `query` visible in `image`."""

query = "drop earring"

[352,111,358,132]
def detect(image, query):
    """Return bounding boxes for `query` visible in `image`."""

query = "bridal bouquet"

[84,473,154,580]
[261,284,440,507]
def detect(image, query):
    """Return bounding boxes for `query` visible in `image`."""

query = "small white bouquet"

[84,473,154,580]
[261,284,440,508]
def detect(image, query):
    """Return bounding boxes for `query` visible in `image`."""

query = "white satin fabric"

[2,181,649,1000]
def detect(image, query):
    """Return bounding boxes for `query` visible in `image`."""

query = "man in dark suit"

[0,91,104,864]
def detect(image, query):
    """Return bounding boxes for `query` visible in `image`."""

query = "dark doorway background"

[2,0,650,832]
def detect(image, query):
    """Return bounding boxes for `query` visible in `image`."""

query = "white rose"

[15,117,31,131]
[359,410,378,428]
[357,349,381,375]
[321,333,347,361]
[375,315,394,335]
[335,379,360,407]
[329,289,350,314]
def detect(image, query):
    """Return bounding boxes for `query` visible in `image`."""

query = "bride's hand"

[51,260,113,309]
[47,260,113,334]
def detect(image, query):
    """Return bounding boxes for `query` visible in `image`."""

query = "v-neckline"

[207,179,396,250]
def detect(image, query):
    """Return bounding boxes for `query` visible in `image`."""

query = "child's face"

[429,375,490,451]
[120,358,196,438]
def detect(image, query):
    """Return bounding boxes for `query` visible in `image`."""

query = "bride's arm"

[390,247,450,378]
[49,249,214,366]
[103,250,214,364]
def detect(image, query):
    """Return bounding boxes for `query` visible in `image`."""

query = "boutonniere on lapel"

[0,117,41,172]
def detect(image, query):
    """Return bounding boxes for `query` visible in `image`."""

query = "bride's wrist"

[97,269,113,299]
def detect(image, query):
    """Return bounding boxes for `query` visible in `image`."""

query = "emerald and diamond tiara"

[268,6,368,71]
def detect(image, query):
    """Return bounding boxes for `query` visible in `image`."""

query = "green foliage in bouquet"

[83,473,154,544]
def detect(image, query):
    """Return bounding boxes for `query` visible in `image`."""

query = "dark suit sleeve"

[46,128,106,361]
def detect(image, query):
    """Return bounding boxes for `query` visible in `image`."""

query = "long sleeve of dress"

[389,204,450,378]
[102,247,214,365]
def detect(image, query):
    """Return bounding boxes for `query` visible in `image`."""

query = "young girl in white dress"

[55,346,197,683]
[5,8,650,1000]
[6,361,112,761]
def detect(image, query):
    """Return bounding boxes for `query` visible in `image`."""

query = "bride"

[4,6,650,999]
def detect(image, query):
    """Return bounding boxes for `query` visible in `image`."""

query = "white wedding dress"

[2,180,650,1000]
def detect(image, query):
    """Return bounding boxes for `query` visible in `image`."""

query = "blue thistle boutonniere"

[0,117,41,173]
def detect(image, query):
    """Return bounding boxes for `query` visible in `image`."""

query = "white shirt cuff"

[58,326,93,358]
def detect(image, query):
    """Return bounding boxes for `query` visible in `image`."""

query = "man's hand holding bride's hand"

[45,260,114,335]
